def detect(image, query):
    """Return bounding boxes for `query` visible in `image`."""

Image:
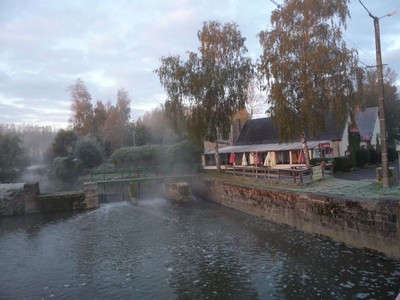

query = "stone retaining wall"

[193,178,400,259]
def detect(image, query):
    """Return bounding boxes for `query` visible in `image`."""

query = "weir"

[88,164,198,202]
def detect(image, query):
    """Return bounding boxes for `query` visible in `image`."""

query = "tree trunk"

[215,141,221,172]
[301,132,310,167]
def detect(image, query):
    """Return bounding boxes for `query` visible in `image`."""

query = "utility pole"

[359,0,396,187]
[374,15,389,187]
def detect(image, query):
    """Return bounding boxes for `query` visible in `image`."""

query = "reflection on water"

[0,198,399,299]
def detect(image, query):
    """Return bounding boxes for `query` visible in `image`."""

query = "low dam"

[0,182,98,217]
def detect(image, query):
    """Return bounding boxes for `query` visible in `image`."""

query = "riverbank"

[193,173,400,259]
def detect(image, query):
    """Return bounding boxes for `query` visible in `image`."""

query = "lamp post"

[359,1,396,188]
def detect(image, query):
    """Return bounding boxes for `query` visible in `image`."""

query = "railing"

[88,164,199,202]
[224,163,333,184]
[90,164,199,182]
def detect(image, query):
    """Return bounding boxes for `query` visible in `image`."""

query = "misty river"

[0,197,399,299]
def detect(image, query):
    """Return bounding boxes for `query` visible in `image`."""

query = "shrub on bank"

[52,156,79,183]
[333,156,351,172]
[111,141,201,168]
[355,149,369,167]
[74,136,104,169]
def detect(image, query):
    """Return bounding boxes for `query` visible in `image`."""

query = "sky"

[1,0,399,129]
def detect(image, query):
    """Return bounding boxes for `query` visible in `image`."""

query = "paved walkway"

[334,160,400,182]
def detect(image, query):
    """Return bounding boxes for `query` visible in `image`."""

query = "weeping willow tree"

[259,0,363,165]
[156,21,253,171]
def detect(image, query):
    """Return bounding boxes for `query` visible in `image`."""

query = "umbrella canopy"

[249,152,254,165]
[254,152,260,165]
[241,153,248,166]
[263,152,271,167]
[298,150,305,164]
[229,152,236,164]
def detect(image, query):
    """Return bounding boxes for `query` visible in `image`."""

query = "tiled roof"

[234,115,345,146]
[355,107,378,141]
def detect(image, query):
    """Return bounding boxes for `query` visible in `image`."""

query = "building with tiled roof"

[202,107,380,169]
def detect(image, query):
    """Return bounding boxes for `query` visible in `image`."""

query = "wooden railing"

[224,163,333,185]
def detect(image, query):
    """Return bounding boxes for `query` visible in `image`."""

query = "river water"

[0,197,399,299]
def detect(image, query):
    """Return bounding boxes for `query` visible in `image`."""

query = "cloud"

[0,0,399,128]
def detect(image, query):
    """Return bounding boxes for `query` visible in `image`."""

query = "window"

[276,151,290,164]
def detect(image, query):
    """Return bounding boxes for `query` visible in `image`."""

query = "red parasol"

[229,152,236,164]
[298,150,305,164]
[254,151,260,165]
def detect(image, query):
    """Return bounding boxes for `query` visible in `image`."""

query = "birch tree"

[69,79,94,135]
[156,21,253,170]
[258,0,362,165]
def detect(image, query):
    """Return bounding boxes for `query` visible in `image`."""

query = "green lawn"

[202,171,400,201]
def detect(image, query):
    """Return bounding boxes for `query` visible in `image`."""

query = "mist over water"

[0,198,399,299]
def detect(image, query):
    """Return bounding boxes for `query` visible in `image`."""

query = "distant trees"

[0,124,56,164]
[67,79,132,153]
[258,0,362,164]
[101,89,131,152]
[0,131,26,182]
[156,21,253,170]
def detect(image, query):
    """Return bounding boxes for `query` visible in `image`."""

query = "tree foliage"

[156,21,253,169]
[360,68,400,144]
[74,135,104,169]
[258,0,362,140]
[0,132,26,182]
[51,156,79,184]
[0,124,56,163]
[101,89,132,152]
[52,129,78,157]
[69,79,94,135]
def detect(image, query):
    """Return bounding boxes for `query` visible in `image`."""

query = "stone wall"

[24,182,41,214]
[83,182,99,209]
[193,178,400,259]
[0,183,25,217]
[37,183,98,213]
[164,181,192,201]
[0,182,98,217]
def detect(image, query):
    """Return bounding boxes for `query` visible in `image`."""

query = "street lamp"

[359,0,396,188]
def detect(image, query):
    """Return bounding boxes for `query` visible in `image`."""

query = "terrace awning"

[205,140,331,155]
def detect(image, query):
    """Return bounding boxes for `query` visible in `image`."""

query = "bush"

[355,149,369,167]
[74,136,104,169]
[165,140,201,166]
[388,147,397,162]
[309,158,331,166]
[111,140,201,169]
[111,144,164,168]
[52,156,79,183]
[333,156,351,172]
[369,148,379,164]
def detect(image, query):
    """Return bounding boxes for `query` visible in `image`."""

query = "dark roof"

[235,115,345,146]
[355,107,378,141]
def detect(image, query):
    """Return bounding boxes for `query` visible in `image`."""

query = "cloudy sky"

[1,0,399,128]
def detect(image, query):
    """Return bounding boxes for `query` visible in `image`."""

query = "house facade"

[202,107,380,169]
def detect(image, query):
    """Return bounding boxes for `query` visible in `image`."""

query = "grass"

[201,170,400,201]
